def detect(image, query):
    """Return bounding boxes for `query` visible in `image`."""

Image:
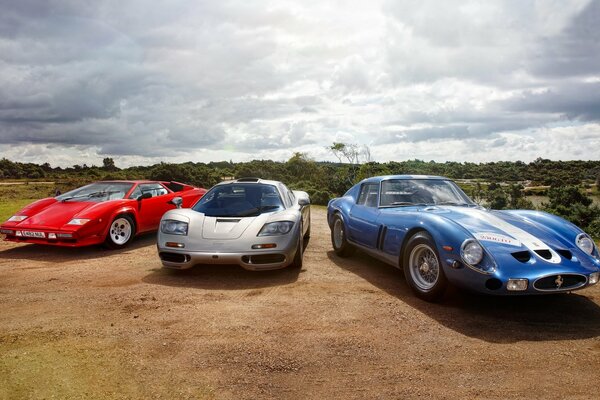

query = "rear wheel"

[331,214,355,257]
[403,232,447,302]
[104,215,135,249]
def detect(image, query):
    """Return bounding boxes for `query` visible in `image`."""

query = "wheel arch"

[102,207,138,239]
[398,227,428,267]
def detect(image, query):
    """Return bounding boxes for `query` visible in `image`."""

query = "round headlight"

[576,233,595,255]
[461,239,484,265]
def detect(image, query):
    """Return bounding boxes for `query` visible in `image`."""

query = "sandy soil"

[1,208,599,399]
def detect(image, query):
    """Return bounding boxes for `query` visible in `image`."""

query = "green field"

[0,183,56,222]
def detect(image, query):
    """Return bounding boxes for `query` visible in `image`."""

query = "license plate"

[21,231,46,238]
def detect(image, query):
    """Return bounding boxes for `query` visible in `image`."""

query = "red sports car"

[0,180,206,248]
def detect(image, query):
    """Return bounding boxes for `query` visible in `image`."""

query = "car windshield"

[379,179,475,207]
[56,182,134,203]
[192,183,285,217]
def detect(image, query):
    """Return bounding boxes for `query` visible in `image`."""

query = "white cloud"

[0,0,599,167]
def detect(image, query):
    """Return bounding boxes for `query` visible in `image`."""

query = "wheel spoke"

[409,244,440,290]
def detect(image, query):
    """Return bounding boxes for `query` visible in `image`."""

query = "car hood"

[164,209,297,240]
[12,200,97,230]
[423,206,572,263]
[10,199,125,230]
[201,215,259,239]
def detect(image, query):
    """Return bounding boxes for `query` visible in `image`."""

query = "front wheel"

[104,215,135,249]
[290,225,304,269]
[403,232,447,302]
[331,214,355,257]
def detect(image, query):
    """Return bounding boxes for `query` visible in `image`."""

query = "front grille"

[159,252,190,263]
[512,251,531,263]
[533,274,586,291]
[242,254,286,265]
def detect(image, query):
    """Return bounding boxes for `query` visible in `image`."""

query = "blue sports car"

[327,175,600,301]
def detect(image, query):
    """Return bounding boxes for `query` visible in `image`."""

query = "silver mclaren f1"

[157,178,310,271]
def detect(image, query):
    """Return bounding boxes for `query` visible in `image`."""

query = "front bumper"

[444,257,600,295]
[0,226,102,247]
[159,249,293,271]
[157,231,300,271]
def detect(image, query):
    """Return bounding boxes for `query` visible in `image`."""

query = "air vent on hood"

[556,249,573,260]
[534,249,552,260]
[511,251,531,263]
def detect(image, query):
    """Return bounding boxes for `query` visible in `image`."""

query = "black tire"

[104,215,135,249]
[290,225,303,269]
[403,231,447,302]
[303,222,311,240]
[331,214,355,257]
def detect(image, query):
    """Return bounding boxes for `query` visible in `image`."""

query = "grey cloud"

[375,126,473,144]
[530,0,600,78]
[500,81,600,121]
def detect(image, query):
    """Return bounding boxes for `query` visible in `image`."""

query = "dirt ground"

[1,207,599,400]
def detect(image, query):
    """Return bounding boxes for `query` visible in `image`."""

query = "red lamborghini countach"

[0,180,206,248]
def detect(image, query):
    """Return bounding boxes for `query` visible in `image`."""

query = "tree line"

[1,153,599,236]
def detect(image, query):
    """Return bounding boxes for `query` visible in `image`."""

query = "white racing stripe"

[453,208,561,264]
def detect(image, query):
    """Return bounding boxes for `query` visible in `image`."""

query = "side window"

[137,183,169,198]
[129,186,142,199]
[357,183,379,207]
[279,184,292,208]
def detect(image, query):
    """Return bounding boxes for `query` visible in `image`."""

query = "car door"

[348,183,381,248]
[134,183,176,232]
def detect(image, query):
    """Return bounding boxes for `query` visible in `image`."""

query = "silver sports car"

[157,178,310,271]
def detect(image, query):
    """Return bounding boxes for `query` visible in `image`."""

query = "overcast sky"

[1,0,599,167]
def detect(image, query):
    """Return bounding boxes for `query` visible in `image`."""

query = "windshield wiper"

[436,201,477,207]
[382,202,428,207]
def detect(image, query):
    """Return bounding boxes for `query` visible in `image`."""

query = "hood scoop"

[202,216,254,239]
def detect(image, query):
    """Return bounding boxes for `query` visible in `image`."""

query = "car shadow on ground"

[328,250,600,344]
[0,232,157,262]
[142,264,302,290]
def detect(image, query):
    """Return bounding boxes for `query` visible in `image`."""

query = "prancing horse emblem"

[555,275,564,289]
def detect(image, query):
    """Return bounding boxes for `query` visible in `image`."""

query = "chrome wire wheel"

[109,217,132,245]
[408,243,440,291]
[333,218,344,249]
[330,214,355,257]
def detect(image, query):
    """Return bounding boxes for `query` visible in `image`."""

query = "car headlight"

[576,233,595,255]
[8,215,27,222]
[161,219,188,236]
[258,221,294,236]
[67,218,91,225]
[461,239,484,265]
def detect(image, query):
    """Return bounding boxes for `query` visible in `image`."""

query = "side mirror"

[138,192,152,201]
[168,196,183,209]
[298,198,310,207]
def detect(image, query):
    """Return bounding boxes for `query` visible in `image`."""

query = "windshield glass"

[56,182,134,203]
[192,183,285,217]
[379,179,474,207]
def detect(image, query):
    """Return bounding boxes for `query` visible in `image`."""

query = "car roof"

[93,180,160,184]
[214,177,283,187]
[360,175,449,184]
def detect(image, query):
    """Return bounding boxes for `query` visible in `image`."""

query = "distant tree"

[102,157,118,171]
[328,142,372,185]
[486,188,508,210]
[508,184,534,209]
[543,186,600,230]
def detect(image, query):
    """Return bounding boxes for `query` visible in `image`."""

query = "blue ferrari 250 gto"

[327,175,600,301]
